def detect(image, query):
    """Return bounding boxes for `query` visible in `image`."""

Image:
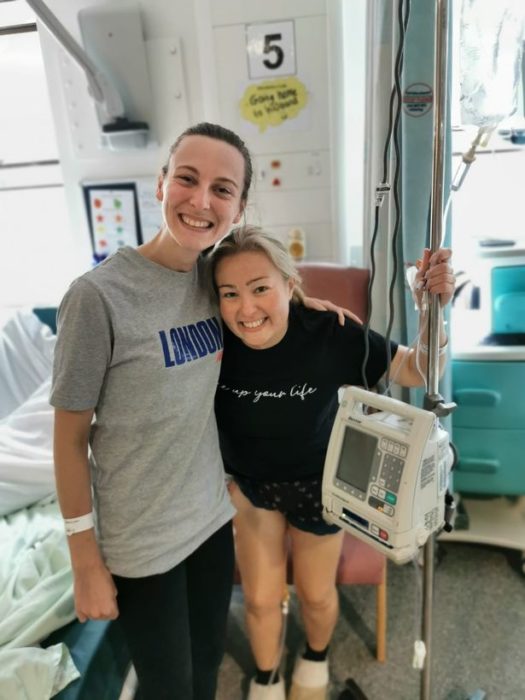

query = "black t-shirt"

[215,304,398,482]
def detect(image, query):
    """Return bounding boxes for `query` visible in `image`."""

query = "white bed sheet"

[0,309,56,516]
[0,498,79,699]
[0,309,55,419]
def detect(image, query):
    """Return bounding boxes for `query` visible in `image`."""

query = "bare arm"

[54,409,118,621]
[388,248,454,388]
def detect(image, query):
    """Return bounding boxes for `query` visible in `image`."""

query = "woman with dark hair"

[51,123,252,700]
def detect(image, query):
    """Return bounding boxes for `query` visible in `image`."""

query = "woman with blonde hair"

[209,225,454,700]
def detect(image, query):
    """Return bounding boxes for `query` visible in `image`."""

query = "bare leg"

[289,527,344,651]
[231,486,288,670]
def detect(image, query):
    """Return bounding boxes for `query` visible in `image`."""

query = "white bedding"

[0,309,56,517]
[0,498,79,699]
[0,643,79,700]
[0,311,79,697]
[0,309,55,420]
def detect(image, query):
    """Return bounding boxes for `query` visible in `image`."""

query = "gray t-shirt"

[50,247,234,577]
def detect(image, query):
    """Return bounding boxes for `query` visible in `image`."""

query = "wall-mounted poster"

[83,182,142,262]
[240,76,309,132]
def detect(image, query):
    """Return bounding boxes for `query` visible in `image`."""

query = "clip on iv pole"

[422,3,485,700]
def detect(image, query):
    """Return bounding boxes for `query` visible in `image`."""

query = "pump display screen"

[336,426,378,493]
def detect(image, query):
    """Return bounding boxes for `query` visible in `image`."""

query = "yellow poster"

[240,77,308,133]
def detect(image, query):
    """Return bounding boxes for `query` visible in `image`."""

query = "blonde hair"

[208,225,305,303]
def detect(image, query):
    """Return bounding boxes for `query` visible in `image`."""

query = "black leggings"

[113,521,234,700]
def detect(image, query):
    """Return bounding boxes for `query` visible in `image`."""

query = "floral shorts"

[233,473,341,536]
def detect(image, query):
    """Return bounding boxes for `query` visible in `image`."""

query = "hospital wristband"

[64,512,94,536]
[418,339,448,356]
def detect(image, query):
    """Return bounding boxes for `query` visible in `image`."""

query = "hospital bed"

[0,307,130,700]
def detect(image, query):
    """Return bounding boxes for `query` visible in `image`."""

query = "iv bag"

[460,0,525,128]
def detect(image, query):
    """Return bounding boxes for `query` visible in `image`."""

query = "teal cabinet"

[452,360,525,495]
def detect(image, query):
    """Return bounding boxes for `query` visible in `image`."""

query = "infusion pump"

[322,387,452,564]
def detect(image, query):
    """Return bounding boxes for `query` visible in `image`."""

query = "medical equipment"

[322,387,453,565]
[448,241,525,571]
[460,0,524,131]
[340,2,458,697]
[26,0,151,150]
[446,1,525,239]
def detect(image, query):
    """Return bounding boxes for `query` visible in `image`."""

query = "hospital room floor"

[217,539,525,700]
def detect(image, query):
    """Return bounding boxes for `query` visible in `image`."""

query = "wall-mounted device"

[26,0,151,150]
[322,387,453,564]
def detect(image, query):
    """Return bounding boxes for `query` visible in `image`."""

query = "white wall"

[38,0,209,273]
[211,0,334,259]
[451,148,525,272]
[35,0,343,267]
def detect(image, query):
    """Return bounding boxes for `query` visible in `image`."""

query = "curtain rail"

[0,184,63,192]
[0,23,37,35]
[0,160,60,170]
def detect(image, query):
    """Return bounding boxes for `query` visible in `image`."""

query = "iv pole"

[421,1,456,698]
[422,6,487,699]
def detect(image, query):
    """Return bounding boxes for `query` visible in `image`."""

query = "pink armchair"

[298,262,370,324]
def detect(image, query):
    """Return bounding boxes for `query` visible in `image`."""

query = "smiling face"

[215,250,294,350]
[156,135,245,256]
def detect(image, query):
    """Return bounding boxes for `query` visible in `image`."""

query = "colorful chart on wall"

[82,183,142,262]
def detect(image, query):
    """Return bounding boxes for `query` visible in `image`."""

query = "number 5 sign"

[246,21,296,79]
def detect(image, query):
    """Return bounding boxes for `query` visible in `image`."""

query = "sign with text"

[245,21,296,79]
[240,77,308,133]
[403,83,433,117]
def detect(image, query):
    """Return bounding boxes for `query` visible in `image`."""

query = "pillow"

[0,378,55,516]
[0,309,56,419]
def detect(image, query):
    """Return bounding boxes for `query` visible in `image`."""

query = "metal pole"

[427,0,449,395]
[421,2,449,699]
